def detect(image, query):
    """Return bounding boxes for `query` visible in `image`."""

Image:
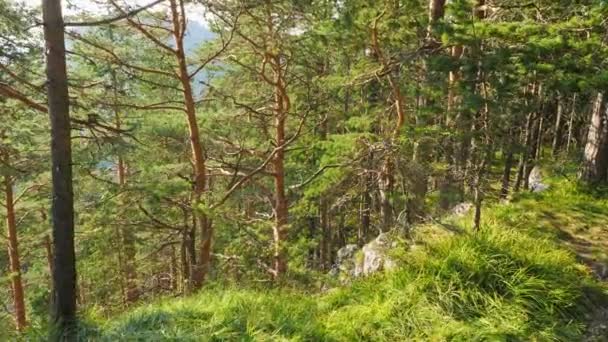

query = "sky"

[17,0,213,92]
[18,0,213,52]
[19,0,208,27]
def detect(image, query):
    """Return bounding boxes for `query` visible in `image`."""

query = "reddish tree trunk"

[111,64,139,303]
[272,53,289,277]
[4,174,26,331]
[169,0,211,289]
[116,156,138,302]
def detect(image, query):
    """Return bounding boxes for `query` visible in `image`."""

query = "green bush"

[26,178,607,341]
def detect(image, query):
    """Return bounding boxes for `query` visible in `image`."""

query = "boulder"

[528,166,549,192]
[332,233,396,280]
[355,233,396,276]
[331,244,359,277]
[450,202,473,216]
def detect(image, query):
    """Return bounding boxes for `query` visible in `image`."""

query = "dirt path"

[531,193,608,341]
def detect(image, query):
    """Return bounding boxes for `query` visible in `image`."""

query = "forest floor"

[523,174,608,340]
[27,172,608,341]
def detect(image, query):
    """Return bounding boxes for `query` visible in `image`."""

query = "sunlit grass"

[23,176,608,341]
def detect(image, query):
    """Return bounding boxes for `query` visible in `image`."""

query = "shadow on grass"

[438,222,466,235]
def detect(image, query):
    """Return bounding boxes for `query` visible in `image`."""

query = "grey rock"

[336,244,358,263]
[332,233,396,280]
[333,244,359,278]
[529,166,549,192]
[451,202,474,216]
[356,233,396,276]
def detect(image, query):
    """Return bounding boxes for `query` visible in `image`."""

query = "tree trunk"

[186,226,196,286]
[111,63,139,303]
[515,111,533,192]
[552,92,564,156]
[319,200,329,270]
[369,17,404,232]
[518,84,543,190]
[500,146,514,199]
[473,173,483,230]
[535,114,544,161]
[427,0,446,37]
[532,84,545,163]
[42,0,77,335]
[180,230,189,291]
[169,0,211,289]
[359,188,370,246]
[566,93,577,153]
[524,113,541,189]
[170,245,178,292]
[4,174,26,331]
[447,45,464,118]
[44,234,54,279]
[378,159,394,232]
[580,93,608,184]
[117,158,138,302]
[268,50,290,277]
[407,148,429,225]
[115,235,127,308]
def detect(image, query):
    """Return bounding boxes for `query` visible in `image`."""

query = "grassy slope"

[28,175,608,341]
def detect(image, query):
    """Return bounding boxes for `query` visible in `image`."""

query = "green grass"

[24,176,608,341]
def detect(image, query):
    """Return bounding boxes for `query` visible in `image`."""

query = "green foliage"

[32,178,605,341]
[4,0,608,337]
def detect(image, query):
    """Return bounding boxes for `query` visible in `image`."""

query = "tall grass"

[57,226,598,341]
[320,225,593,341]
[24,178,607,341]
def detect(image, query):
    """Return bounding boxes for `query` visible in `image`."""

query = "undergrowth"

[22,177,608,341]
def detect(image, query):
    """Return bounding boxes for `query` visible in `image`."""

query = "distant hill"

[185,21,214,53]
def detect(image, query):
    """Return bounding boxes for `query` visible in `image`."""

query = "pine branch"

[64,0,165,27]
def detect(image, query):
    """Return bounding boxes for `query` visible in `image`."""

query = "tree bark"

[42,0,77,335]
[500,146,514,199]
[566,93,577,152]
[169,0,211,289]
[272,52,289,277]
[515,111,533,192]
[359,188,371,246]
[319,199,330,270]
[447,45,464,119]
[535,114,544,161]
[110,59,139,303]
[44,234,54,279]
[378,160,394,232]
[170,245,178,291]
[516,83,543,190]
[427,0,446,37]
[580,93,608,184]
[523,113,540,189]
[4,173,26,331]
[117,156,138,302]
[552,92,564,156]
[370,16,404,231]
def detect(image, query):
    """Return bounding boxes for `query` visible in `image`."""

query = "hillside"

[3,1,608,340]
[28,174,607,341]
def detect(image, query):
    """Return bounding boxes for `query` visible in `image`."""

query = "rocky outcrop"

[332,233,396,281]
[355,233,396,276]
[529,166,549,192]
[331,244,359,278]
[450,202,473,216]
